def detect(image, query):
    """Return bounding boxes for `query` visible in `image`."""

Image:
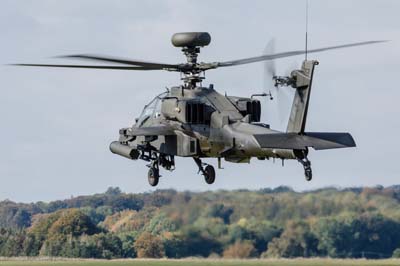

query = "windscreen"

[136,92,167,126]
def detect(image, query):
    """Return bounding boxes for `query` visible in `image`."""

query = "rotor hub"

[171,32,211,67]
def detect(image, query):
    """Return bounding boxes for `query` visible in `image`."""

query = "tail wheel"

[148,167,160,186]
[204,165,216,184]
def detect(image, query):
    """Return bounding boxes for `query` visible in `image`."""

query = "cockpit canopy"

[137,92,215,126]
[136,92,167,126]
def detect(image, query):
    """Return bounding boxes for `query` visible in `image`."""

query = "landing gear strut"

[295,150,313,181]
[194,158,216,184]
[303,160,312,181]
[142,150,175,187]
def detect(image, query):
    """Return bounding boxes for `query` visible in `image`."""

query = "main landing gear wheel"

[148,167,159,187]
[204,165,216,184]
[194,158,216,185]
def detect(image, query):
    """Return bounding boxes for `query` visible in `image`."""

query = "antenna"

[305,0,309,60]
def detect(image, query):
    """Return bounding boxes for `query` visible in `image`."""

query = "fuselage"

[117,85,295,163]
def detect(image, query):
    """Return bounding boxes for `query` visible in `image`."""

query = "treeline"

[2,186,400,259]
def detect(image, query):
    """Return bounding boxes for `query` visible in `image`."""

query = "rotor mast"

[181,46,205,88]
[171,32,211,88]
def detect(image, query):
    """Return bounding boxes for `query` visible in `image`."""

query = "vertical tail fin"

[286,60,319,133]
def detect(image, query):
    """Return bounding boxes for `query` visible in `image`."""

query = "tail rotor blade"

[262,39,277,124]
[263,39,276,80]
[261,38,299,126]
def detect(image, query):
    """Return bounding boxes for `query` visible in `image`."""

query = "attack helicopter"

[14,32,386,186]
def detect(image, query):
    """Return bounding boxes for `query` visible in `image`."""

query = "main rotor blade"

[59,54,179,69]
[217,40,388,67]
[11,63,161,70]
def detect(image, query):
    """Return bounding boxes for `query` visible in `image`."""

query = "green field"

[1,259,400,266]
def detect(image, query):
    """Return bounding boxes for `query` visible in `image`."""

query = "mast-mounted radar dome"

[171,32,211,47]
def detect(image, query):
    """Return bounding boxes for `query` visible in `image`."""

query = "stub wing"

[254,132,356,150]
[127,126,176,136]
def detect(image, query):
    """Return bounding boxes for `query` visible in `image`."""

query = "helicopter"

[14,32,386,186]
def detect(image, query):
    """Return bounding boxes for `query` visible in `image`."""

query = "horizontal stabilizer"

[254,132,356,150]
[304,132,356,149]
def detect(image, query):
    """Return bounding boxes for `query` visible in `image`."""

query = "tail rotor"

[263,39,298,127]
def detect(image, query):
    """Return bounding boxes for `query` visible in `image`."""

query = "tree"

[264,221,318,258]
[163,232,187,258]
[4,186,400,259]
[22,233,41,256]
[226,218,282,255]
[119,233,136,258]
[244,219,282,254]
[146,212,177,235]
[180,226,222,257]
[193,217,228,239]
[223,240,256,258]
[12,209,31,228]
[134,232,164,258]
[34,209,102,258]
[28,212,62,241]
[0,228,25,256]
[204,204,234,224]
[0,205,31,229]
[80,206,113,225]
[313,214,400,258]
[48,209,99,237]
[105,187,122,196]
[40,233,67,257]
[83,233,123,259]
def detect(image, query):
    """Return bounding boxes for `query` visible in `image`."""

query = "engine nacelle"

[227,97,261,122]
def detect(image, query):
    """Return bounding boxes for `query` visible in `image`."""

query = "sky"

[1,0,399,202]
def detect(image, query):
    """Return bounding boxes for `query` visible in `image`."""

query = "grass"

[1,258,400,266]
